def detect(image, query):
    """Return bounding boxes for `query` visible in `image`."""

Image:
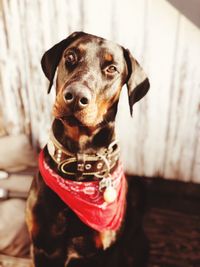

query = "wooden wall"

[0,0,200,182]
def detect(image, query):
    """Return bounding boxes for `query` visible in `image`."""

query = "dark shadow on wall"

[167,0,200,28]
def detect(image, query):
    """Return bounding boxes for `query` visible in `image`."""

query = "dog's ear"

[41,31,85,93]
[123,49,150,116]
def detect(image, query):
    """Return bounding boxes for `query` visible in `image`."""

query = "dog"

[26,31,150,267]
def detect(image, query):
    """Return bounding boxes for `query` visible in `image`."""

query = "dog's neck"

[52,119,116,154]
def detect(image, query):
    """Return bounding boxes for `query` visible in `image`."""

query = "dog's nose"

[63,86,92,110]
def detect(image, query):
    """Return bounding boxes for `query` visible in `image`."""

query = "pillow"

[0,134,37,257]
[0,134,37,172]
[0,199,30,257]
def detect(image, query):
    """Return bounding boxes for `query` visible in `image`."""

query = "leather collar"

[47,130,120,181]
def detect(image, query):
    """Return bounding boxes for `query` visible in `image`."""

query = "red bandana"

[39,150,127,232]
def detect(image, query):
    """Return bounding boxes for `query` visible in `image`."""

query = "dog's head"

[41,31,150,128]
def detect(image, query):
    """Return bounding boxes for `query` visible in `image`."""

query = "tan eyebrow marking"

[104,53,113,62]
[78,43,87,50]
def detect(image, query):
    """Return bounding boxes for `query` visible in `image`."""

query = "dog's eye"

[65,52,77,65]
[106,65,118,74]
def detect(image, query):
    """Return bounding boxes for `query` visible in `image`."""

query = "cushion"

[0,134,37,257]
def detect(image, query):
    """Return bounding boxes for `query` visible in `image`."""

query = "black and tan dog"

[26,31,150,267]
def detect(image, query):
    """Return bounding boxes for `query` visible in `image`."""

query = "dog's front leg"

[31,245,68,267]
[28,211,69,267]
[27,176,69,267]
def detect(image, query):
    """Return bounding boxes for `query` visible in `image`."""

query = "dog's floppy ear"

[41,31,85,93]
[123,49,150,116]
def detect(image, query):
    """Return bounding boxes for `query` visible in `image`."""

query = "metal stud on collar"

[97,162,103,170]
[85,164,92,170]
[77,163,84,172]
[57,150,62,162]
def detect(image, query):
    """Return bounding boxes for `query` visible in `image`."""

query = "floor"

[143,177,200,267]
[1,177,200,267]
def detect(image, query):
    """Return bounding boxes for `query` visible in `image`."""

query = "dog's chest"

[94,230,117,250]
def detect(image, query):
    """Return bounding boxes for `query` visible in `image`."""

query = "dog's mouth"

[61,115,84,127]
